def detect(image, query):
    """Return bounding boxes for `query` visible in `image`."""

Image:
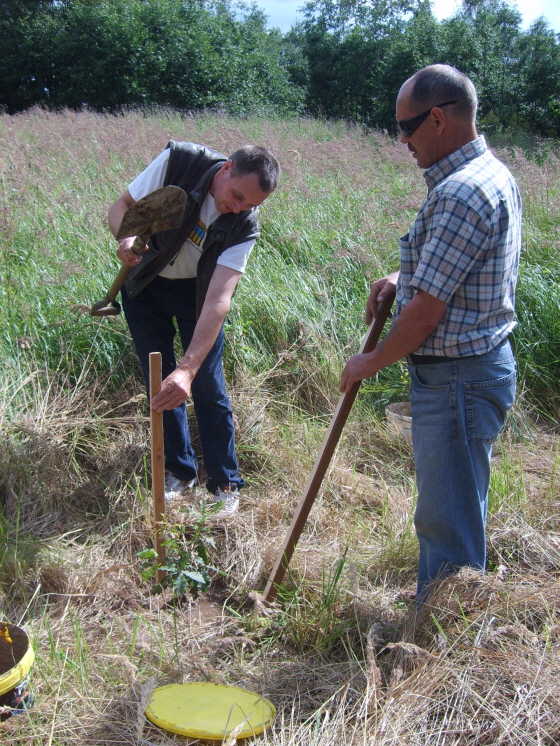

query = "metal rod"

[263,293,395,602]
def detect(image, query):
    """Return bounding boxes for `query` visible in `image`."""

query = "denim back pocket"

[465,371,516,442]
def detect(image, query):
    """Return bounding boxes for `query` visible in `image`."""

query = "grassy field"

[1,109,560,744]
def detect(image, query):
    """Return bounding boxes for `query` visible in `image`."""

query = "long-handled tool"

[90,186,187,316]
[149,352,166,585]
[263,292,395,603]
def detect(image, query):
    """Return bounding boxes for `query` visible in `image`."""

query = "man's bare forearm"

[367,296,444,368]
[108,191,135,238]
[340,289,447,393]
[178,299,230,379]
[151,265,242,411]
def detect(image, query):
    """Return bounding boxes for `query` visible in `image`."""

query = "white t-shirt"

[127,149,255,278]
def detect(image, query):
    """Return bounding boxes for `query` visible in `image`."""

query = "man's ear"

[431,106,448,134]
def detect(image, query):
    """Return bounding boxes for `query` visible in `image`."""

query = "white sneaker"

[164,474,197,502]
[213,483,240,516]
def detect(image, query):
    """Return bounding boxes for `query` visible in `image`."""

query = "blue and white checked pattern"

[394,136,522,357]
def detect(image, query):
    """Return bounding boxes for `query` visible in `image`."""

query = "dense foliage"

[0,0,304,115]
[290,0,560,136]
[1,0,560,136]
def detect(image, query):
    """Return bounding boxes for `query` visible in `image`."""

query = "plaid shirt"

[394,136,522,357]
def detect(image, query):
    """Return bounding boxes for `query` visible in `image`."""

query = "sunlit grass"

[1,110,560,745]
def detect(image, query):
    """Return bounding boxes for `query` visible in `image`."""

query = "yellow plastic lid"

[145,682,276,740]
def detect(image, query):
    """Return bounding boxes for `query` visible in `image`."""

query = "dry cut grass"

[0,373,559,745]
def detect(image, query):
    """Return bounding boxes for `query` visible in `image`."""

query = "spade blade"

[116,186,187,241]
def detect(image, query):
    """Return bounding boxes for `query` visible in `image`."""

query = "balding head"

[408,65,478,125]
[396,64,479,169]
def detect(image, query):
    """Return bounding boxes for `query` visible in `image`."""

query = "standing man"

[340,65,521,601]
[109,142,280,514]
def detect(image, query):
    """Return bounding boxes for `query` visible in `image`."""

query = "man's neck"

[443,125,478,160]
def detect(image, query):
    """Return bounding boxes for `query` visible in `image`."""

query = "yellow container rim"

[0,642,35,697]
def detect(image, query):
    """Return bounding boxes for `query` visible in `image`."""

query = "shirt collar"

[424,135,487,192]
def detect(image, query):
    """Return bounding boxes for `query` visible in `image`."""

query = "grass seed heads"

[0,110,559,745]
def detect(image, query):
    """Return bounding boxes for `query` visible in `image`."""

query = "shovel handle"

[104,263,133,304]
[131,233,149,256]
[104,233,149,303]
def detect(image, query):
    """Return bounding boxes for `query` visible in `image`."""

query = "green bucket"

[0,623,35,721]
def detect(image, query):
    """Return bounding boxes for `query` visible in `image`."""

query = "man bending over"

[109,142,280,514]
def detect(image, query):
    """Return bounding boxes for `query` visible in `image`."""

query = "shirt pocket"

[464,371,517,442]
[399,233,414,256]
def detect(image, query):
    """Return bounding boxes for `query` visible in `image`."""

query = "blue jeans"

[122,276,243,493]
[408,341,516,601]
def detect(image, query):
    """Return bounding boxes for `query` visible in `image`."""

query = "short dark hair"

[229,145,281,193]
[409,64,477,122]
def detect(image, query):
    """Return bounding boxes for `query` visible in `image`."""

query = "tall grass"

[1,109,559,421]
[1,110,560,745]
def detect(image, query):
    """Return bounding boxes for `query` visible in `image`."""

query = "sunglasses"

[398,100,457,138]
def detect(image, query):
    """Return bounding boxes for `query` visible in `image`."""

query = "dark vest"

[124,141,260,317]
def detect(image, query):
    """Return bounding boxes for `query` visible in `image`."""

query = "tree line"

[1,0,559,137]
[0,0,303,115]
[290,0,560,137]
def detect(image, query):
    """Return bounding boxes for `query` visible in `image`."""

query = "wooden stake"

[263,293,395,602]
[149,352,166,585]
